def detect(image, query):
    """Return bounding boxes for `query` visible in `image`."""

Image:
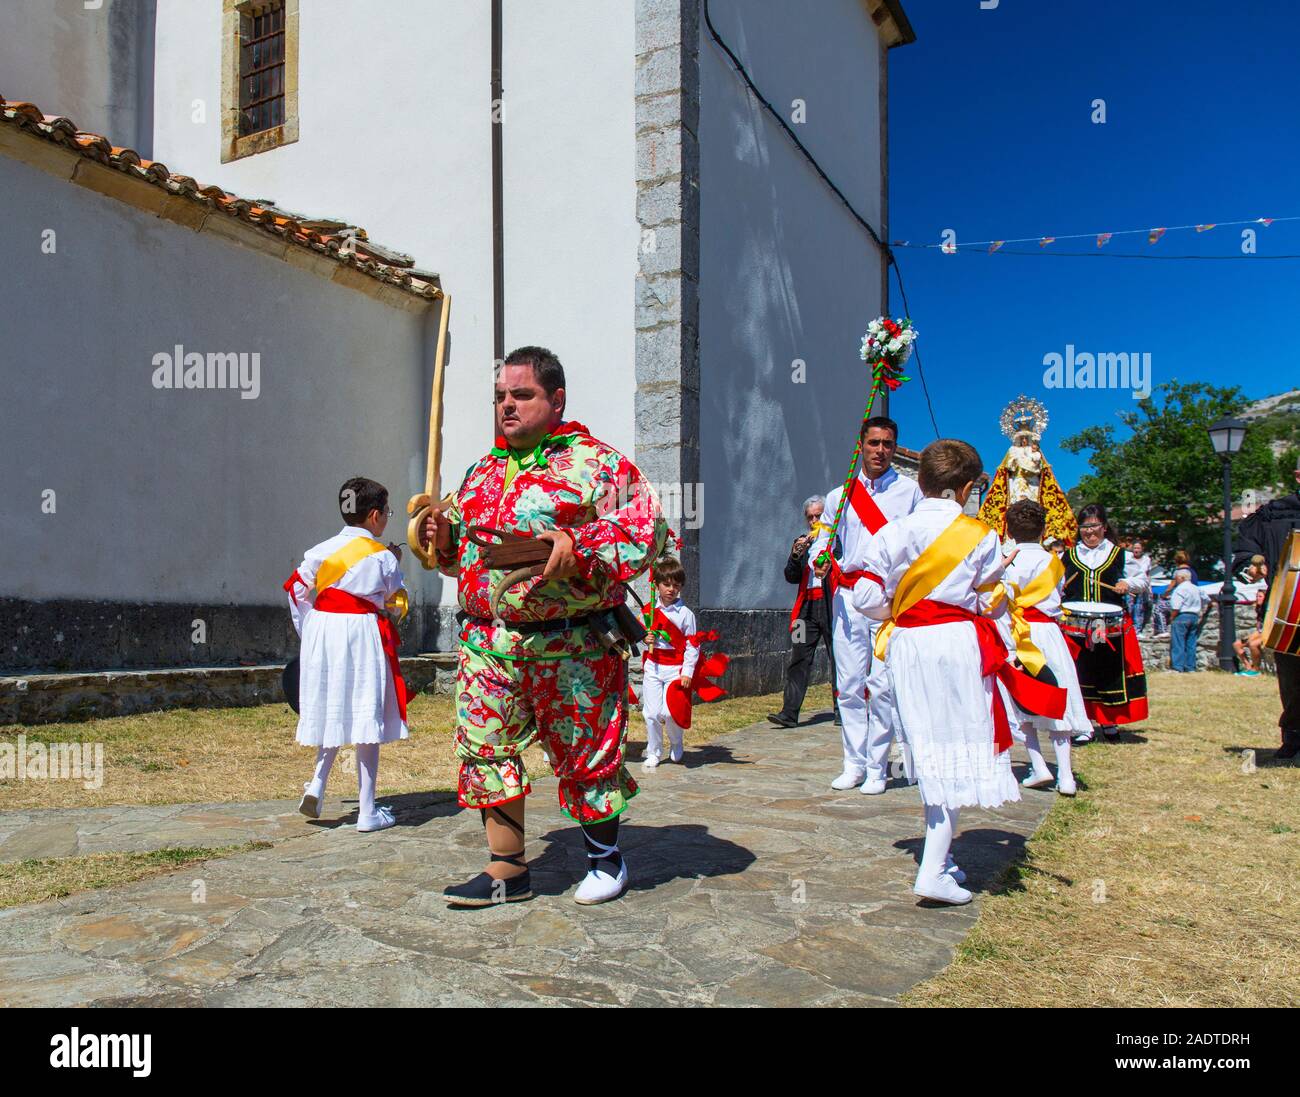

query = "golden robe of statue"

[979,401,1078,546]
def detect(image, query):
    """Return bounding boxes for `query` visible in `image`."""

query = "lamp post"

[1207,417,1247,672]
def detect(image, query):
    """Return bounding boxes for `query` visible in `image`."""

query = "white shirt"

[823,466,923,574]
[1075,538,1149,595]
[1169,581,1205,615]
[1125,552,1152,583]
[852,498,1007,620]
[287,526,405,635]
[650,598,701,677]
[1003,542,1064,619]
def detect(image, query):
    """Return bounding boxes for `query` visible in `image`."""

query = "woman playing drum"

[1061,503,1149,741]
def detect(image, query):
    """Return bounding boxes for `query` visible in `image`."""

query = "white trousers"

[832,590,907,781]
[641,661,685,760]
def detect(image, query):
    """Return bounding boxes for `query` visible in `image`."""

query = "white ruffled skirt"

[887,621,1020,810]
[295,609,408,747]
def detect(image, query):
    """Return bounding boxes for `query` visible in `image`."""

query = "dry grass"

[0,685,831,811]
[0,842,272,910]
[903,671,1299,1008]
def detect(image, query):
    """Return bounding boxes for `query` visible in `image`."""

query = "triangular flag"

[989,240,1004,253]
[1148,227,1167,244]
[1258,218,1273,227]
[1096,233,1112,248]
[1039,237,1055,247]
[1195,224,1215,232]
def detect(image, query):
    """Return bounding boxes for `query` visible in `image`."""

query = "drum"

[1060,601,1125,648]
[1261,530,1300,655]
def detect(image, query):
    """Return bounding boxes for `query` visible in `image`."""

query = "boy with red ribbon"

[851,441,1067,905]
[284,476,409,833]
[640,556,729,769]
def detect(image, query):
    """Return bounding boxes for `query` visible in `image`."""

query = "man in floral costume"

[423,346,668,907]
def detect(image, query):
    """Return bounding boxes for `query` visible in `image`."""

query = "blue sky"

[885,0,1300,488]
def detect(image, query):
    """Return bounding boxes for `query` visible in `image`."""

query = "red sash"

[789,565,825,628]
[1023,606,1057,624]
[894,599,1067,753]
[847,476,889,534]
[826,479,889,600]
[313,587,408,721]
[645,609,687,666]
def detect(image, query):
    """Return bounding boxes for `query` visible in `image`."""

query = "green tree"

[1060,381,1277,573]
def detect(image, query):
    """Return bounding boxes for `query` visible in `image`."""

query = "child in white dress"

[284,477,408,832]
[641,557,700,769]
[996,500,1090,796]
[852,441,1065,905]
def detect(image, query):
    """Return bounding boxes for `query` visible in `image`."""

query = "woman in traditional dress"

[1061,503,1149,742]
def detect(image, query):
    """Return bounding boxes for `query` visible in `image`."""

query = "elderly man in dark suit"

[769,495,840,728]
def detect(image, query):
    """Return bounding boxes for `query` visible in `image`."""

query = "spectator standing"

[1125,539,1154,633]
[770,496,839,728]
[1168,568,1206,672]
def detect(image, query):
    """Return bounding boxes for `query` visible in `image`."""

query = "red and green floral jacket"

[443,421,669,659]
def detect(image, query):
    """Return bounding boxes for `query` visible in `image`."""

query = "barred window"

[238,3,286,136]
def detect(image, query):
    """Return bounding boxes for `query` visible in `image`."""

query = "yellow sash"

[874,515,992,660]
[315,536,410,621]
[1005,554,1063,677]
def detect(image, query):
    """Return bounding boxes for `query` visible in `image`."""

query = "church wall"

[0,151,443,672]
[696,0,890,692]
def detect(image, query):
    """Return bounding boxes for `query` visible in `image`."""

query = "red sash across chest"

[644,609,687,666]
[829,478,892,592]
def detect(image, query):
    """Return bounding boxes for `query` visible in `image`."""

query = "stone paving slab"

[0,795,378,863]
[0,715,1055,1007]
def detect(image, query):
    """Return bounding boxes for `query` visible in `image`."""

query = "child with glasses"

[284,477,408,832]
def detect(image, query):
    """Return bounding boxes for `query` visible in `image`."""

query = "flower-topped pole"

[815,316,917,569]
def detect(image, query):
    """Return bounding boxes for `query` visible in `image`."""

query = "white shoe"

[860,777,887,795]
[574,859,629,905]
[298,784,323,819]
[943,856,966,884]
[1021,771,1056,790]
[830,769,866,790]
[668,742,684,763]
[1057,776,1078,797]
[1072,732,1094,745]
[913,873,972,905]
[356,805,396,832]
[642,753,660,770]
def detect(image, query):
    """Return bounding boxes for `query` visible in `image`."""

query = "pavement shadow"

[894,826,1037,897]
[530,822,757,898]
[679,743,752,770]
[309,790,461,830]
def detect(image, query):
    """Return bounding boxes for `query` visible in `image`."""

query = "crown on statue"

[999,395,1050,442]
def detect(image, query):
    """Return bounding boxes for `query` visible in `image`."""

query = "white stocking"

[307,747,338,799]
[355,743,380,819]
[918,802,957,883]
[1052,734,1073,783]
[1023,726,1051,778]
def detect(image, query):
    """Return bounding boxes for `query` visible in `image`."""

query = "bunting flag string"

[892,214,1294,252]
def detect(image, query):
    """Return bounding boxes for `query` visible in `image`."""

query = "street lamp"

[1207,417,1247,672]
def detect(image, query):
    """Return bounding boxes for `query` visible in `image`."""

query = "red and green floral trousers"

[454,634,638,824]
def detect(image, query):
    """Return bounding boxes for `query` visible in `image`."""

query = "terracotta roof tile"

[0,95,440,300]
